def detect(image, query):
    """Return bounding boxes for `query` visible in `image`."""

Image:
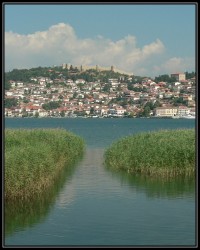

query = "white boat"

[180,114,195,119]
[172,115,180,119]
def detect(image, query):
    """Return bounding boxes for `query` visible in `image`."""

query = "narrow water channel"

[5,118,196,246]
[5,148,195,246]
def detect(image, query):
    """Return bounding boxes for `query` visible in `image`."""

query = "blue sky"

[4,3,196,77]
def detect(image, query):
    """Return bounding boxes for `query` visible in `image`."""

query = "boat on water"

[180,114,195,119]
[172,114,195,119]
[172,115,180,119]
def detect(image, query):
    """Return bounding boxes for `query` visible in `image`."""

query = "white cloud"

[5,22,194,76]
[153,57,195,75]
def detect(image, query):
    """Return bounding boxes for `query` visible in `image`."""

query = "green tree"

[172,97,187,106]
[90,107,95,115]
[153,100,161,109]
[131,76,143,84]
[144,101,154,110]
[102,83,111,92]
[185,71,195,79]
[60,110,65,117]
[73,92,78,98]
[42,101,61,110]
[5,81,11,90]
[74,110,87,117]
[155,74,176,83]
[143,106,151,117]
[46,83,51,88]
[23,97,29,103]
[22,108,28,117]
[5,98,18,108]
[35,112,39,118]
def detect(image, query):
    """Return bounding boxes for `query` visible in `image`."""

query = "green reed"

[104,129,195,177]
[5,128,85,200]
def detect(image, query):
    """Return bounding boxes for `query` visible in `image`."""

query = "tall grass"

[5,159,77,236]
[104,129,195,177]
[5,128,85,200]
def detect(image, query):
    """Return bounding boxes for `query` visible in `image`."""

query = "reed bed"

[5,128,85,201]
[104,129,195,177]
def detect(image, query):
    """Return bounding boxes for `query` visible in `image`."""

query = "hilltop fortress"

[62,63,133,76]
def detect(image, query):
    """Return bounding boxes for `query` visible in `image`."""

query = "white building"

[155,107,178,117]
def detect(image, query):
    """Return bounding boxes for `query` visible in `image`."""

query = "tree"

[102,83,111,92]
[42,101,61,110]
[153,100,161,109]
[172,97,187,106]
[5,98,18,108]
[5,81,11,90]
[131,76,143,84]
[143,106,151,117]
[74,110,87,117]
[154,74,176,83]
[46,83,51,88]
[60,110,65,117]
[185,71,195,79]
[73,92,78,98]
[22,108,28,117]
[23,97,29,103]
[35,112,39,118]
[127,84,145,92]
[90,107,95,115]
[144,101,154,110]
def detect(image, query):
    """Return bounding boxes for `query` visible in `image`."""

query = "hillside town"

[4,65,196,119]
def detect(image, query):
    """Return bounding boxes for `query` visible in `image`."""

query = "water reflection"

[4,158,82,237]
[56,183,75,208]
[105,168,195,199]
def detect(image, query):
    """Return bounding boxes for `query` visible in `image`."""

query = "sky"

[4,3,196,78]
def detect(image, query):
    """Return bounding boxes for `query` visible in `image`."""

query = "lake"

[4,118,196,246]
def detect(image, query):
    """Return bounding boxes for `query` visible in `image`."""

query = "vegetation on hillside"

[5,66,132,87]
[5,66,195,91]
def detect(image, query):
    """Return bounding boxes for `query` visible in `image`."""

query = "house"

[157,82,167,87]
[189,77,196,84]
[5,91,13,96]
[9,81,16,87]
[171,73,186,82]
[38,109,48,117]
[189,108,196,116]
[182,94,193,102]
[30,77,38,82]
[16,82,24,87]
[100,106,109,116]
[155,107,178,117]
[115,106,126,116]
[177,106,190,116]
[75,79,85,84]
[180,79,189,84]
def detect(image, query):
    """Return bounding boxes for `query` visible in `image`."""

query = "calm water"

[4,118,196,246]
